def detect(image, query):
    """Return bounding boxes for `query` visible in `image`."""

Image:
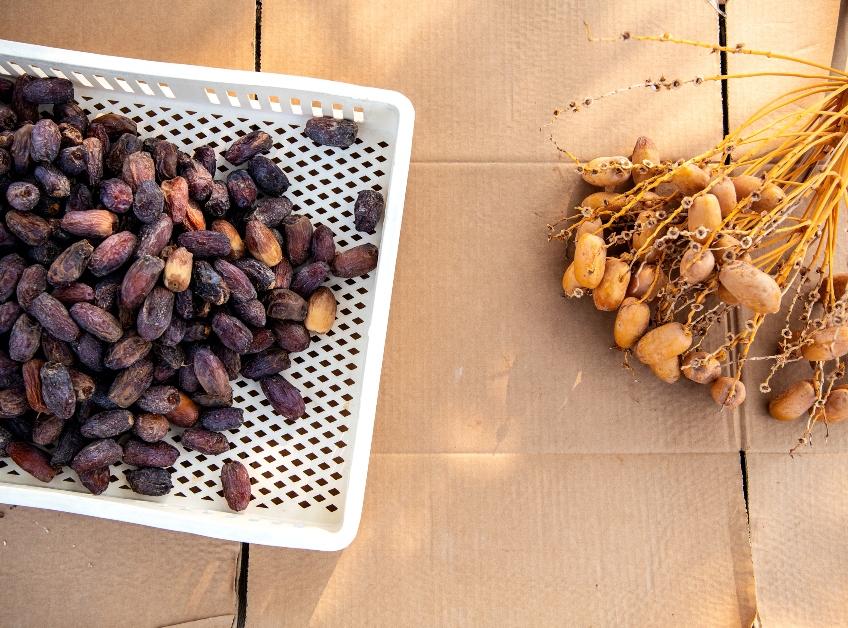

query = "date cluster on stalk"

[0,75,385,510]
[561,137,789,412]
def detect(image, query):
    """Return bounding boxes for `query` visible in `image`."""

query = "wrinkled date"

[241,348,290,379]
[136,286,174,341]
[72,438,123,474]
[78,467,111,495]
[221,461,251,511]
[9,313,41,361]
[47,239,93,286]
[177,230,232,258]
[304,117,358,148]
[226,169,257,210]
[89,231,137,276]
[103,333,150,370]
[108,358,154,408]
[40,361,76,420]
[8,442,57,483]
[32,414,64,446]
[353,189,385,234]
[181,427,230,455]
[70,302,122,342]
[123,439,179,468]
[133,412,170,442]
[125,467,173,496]
[120,254,164,309]
[80,409,134,439]
[192,261,230,305]
[224,130,272,165]
[23,358,49,413]
[0,388,27,418]
[261,374,306,419]
[291,261,329,298]
[193,346,232,398]
[201,407,244,432]
[248,156,290,196]
[211,312,252,353]
[137,385,180,414]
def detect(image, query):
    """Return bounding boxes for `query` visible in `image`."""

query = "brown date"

[72,438,123,474]
[123,439,179,468]
[181,427,230,455]
[40,361,76,420]
[125,467,172,496]
[133,412,170,443]
[221,460,251,511]
[8,442,57,483]
[80,409,134,439]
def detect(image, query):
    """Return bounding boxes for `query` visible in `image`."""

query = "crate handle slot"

[93,74,114,90]
[136,79,155,96]
[204,87,220,104]
[72,71,93,87]
[7,61,26,76]
[114,77,134,93]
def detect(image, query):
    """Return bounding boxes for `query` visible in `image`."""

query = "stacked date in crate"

[0,75,384,512]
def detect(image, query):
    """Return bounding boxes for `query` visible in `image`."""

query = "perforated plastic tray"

[0,40,414,550]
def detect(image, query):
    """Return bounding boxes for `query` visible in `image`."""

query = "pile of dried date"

[0,76,383,510]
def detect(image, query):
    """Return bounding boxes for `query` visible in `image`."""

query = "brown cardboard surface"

[247,453,756,627]
[376,163,740,454]
[747,453,848,626]
[261,0,723,163]
[727,0,841,132]
[0,504,240,628]
[0,0,256,70]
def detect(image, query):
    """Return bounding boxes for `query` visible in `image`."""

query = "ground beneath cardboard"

[0,1,844,626]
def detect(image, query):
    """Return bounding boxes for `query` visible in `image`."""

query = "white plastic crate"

[0,40,414,550]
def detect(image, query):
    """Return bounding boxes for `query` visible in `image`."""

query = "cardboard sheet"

[0,504,240,628]
[0,0,256,70]
[726,0,841,132]
[248,453,756,627]
[262,0,723,163]
[747,453,848,627]
[374,163,740,454]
